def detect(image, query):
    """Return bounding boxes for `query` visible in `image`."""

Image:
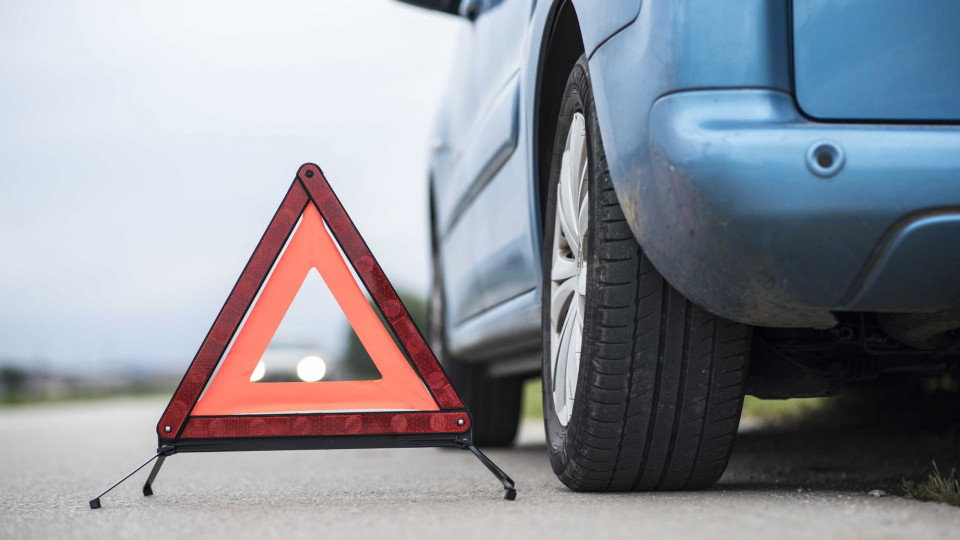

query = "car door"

[433,0,537,337]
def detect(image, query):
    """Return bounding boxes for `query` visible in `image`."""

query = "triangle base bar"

[88,435,517,508]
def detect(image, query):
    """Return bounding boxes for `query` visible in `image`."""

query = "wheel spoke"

[578,135,589,195]
[553,308,574,412]
[552,250,577,282]
[558,117,585,257]
[577,193,589,249]
[557,175,580,257]
[569,114,586,195]
[550,276,577,330]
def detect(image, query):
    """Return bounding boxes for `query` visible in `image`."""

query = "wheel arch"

[534,1,585,242]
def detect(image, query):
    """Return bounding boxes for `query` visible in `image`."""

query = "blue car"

[401,0,960,491]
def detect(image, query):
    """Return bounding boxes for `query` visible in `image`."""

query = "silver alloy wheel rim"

[550,111,588,427]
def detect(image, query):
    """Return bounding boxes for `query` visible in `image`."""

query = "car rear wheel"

[541,56,753,491]
[428,205,522,447]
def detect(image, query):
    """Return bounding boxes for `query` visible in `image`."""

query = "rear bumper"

[641,89,960,327]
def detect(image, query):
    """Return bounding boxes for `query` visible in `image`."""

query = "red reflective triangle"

[157,164,466,441]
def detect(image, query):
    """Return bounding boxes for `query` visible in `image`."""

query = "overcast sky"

[0,0,462,373]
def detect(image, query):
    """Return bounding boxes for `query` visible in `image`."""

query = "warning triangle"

[87,164,516,510]
[157,163,467,441]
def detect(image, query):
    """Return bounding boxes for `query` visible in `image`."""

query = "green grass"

[522,378,543,419]
[741,395,829,423]
[902,462,960,506]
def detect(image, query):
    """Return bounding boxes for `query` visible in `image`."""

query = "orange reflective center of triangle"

[190,204,439,415]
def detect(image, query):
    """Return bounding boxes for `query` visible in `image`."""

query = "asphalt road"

[2,396,959,539]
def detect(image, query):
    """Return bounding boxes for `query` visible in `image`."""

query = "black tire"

[428,200,522,447]
[440,355,522,447]
[541,56,753,491]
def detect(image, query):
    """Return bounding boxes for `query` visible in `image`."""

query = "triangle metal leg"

[89,447,175,509]
[142,454,167,496]
[460,443,517,500]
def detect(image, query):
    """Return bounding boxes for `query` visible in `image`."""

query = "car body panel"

[433,0,533,327]
[793,0,960,121]
[570,0,642,58]
[433,0,529,234]
[440,74,519,237]
[845,213,960,311]
[442,139,539,326]
[646,89,960,326]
